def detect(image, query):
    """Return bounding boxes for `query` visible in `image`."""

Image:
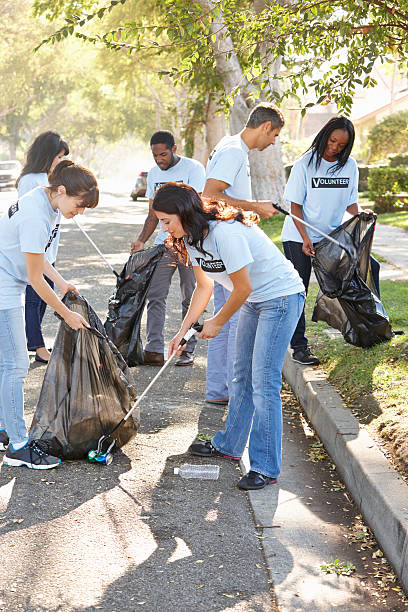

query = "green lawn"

[358,195,408,231]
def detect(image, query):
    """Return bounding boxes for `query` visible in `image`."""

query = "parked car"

[131,171,148,200]
[0,160,21,190]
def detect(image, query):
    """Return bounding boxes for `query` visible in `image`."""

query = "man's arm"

[202,178,278,219]
[130,198,159,253]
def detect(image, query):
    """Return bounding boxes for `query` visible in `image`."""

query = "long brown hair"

[152,182,258,263]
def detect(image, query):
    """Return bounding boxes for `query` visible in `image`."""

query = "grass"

[358,194,408,231]
[306,281,408,474]
[261,214,408,476]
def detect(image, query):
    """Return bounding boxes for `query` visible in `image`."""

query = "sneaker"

[174,351,194,367]
[3,440,61,470]
[0,431,9,452]
[189,440,241,461]
[292,347,320,366]
[237,470,277,490]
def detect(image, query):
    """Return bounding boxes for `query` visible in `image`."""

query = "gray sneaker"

[0,431,9,452]
[3,440,61,470]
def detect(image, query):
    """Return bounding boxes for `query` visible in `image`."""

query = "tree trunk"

[205,97,227,157]
[198,0,285,203]
[193,128,207,164]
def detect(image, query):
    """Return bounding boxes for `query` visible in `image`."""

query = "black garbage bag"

[104,244,165,366]
[29,292,139,459]
[311,213,393,348]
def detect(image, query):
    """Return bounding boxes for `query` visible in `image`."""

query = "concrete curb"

[282,352,408,592]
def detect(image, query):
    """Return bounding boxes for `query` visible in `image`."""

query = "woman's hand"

[63,310,89,330]
[168,332,185,358]
[302,236,315,257]
[199,318,223,339]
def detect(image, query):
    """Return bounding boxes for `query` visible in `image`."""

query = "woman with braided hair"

[0,160,99,469]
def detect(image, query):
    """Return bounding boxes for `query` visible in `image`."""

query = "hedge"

[368,166,408,213]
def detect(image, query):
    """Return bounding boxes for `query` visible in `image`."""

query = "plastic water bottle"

[174,464,220,480]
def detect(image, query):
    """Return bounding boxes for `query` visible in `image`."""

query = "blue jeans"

[0,307,30,447]
[206,282,240,401]
[212,292,305,478]
[25,271,54,351]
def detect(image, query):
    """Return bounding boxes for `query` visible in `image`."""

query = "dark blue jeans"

[282,241,381,350]
[25,273,54,351]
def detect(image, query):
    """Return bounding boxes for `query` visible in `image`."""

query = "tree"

[368,111,408,161]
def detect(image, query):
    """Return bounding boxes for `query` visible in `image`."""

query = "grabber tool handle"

[179,322,203,346]
[273,202,352,256]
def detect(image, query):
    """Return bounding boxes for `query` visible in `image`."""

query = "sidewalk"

[274,221,408,598]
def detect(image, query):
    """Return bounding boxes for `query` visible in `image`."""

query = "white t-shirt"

[0,187,59,309]
[205,133,252,201]
[281,150,359,243]
[146,156,205,244]
[185,220,304,302]
[17,172,61,264]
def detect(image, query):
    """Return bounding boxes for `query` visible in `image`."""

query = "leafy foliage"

[368,166,408,212]
[368,111,408,161]
[32,0,408,113]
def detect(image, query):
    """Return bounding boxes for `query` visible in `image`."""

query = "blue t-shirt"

[18,172,61,264]
[185,220,304,302]
[281,150,359,243]
[147,156,205,244]
[205,133,252,200]
[0,187,59,309]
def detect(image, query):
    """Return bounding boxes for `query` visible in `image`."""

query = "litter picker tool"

[88,322,203,465]
[273,203,356,260]
[73,217,119,277]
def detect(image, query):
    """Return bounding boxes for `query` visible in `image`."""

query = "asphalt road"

[0,186,405,611]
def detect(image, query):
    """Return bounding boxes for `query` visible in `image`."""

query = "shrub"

[368,111,408,161]
[368,166,408,212]
[389,153,408,168]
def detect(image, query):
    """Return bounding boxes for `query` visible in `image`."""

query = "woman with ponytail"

[17,131,69,364]
[0,160,99,469]
[153,182,305,490]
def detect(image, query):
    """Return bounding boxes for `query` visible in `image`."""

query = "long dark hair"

[152,183,258,262]
[16,131,69,187]
[307,116,355,174]
[48,160,99,208]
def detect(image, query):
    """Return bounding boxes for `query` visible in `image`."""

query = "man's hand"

[199,317,223,339]
[302,236,315,257]
[130,240,145,254]
[254,201,279,219]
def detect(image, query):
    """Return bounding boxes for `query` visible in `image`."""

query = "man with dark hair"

[131,130,205,366]
[203,102,283,405]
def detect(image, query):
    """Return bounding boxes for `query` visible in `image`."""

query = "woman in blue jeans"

[16,131,69,364]
[153,183,305,490]
[0,160,99,470]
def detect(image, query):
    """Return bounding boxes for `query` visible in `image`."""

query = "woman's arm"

[202,266,252,338]
[43,259,78,295]
[291,202,315,256]
[26,253,88,330]
[168,266,214,357]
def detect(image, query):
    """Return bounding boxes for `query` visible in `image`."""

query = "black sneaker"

[0,431,9,452]
[3,440,61,470]
[189,440,241,461]
[237,470,277,490]
[292,347,320,366]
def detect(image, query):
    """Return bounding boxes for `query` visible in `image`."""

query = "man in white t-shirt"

[202,103,284,405]
[130,130,205,366]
